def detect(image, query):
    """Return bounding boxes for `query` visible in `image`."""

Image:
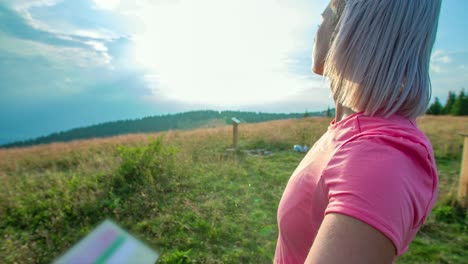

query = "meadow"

[0,116,467,263]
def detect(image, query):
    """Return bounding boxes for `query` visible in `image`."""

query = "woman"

[275,0,441,263]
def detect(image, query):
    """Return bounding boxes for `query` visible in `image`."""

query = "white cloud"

[1,34,110,69]
[0,34,118,99]
[119,0,325,107]
[92,0,121,11]
[7,0,62,9]
[431,50,452,73]
[32,42,111,67]
[8,0,120,41]
[3,0,116,69]
[73,29,119,40]
[85,41,110,60]
[0,33,112,70]
[85,40,107,52]
[7,0,63,32]
[429,49,468,103]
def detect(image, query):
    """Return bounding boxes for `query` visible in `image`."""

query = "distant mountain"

[1,110,331,148]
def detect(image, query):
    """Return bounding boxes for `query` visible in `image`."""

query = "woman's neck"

[334,103,356,122]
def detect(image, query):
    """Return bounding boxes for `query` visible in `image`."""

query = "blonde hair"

[324,0,442,118]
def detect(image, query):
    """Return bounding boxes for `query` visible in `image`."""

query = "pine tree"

[443,91,456,115]
[426,97,443,115]
[451,89,468,116]
[463,92,468,115]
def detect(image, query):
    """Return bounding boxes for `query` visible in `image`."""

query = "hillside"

[0,110,328,149]
[0,116,466,263]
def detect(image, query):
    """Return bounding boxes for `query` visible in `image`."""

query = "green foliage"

[326,106,332,117]
[443,91,457,114]
[398,198,468,264]
[432,198,467,225]
[426,97,443,115]
[427,89,468,116]
[451,89,468,116]
[160,249,193,263]
[115,136,177,193]
[433,205,461,224]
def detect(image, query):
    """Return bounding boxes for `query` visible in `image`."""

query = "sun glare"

[129,0,321,106]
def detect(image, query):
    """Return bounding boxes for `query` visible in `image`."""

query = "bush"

[115,137,177,194]
[432,204,467,224]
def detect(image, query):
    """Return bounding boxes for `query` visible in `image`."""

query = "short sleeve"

[322,135,437,255]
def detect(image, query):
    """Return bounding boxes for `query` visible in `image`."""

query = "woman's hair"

[324,0,442,118]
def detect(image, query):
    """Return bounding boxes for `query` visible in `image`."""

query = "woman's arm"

[305,213,395,264]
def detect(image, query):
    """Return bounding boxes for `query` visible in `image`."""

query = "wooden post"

[232,118,240,150]
[233,123,238,149]
[458,133,468,207]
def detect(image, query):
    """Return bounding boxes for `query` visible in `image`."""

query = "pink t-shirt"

[274,113,438,263]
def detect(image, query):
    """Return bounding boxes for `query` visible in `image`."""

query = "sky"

[0,0,467,144]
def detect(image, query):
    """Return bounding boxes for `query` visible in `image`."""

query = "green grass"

[1,117,467,263]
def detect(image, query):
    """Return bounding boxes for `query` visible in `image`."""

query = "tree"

[426,97,443,115]
[443,91,456,115]
[451,88,468,116]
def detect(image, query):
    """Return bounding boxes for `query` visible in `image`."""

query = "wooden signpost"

[232,117,240,150]
[458,133,468,208]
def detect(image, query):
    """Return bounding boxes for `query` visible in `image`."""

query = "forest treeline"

[1,110,327,148]
[427,89,468,116]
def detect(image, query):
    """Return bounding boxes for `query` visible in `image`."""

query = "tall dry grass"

[417,115,467,158]
[0,116,465,175]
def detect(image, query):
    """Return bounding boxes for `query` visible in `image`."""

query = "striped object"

[54,220,159,264]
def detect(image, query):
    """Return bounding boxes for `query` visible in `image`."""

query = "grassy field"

[0,116,467,263]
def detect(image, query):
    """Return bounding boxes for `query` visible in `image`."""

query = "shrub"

[115,136,177,194]
[432,204,467,224]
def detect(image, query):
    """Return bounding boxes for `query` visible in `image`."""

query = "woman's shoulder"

[326,113,434,159]
[327,113,438,193]
[349,113,433,149]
